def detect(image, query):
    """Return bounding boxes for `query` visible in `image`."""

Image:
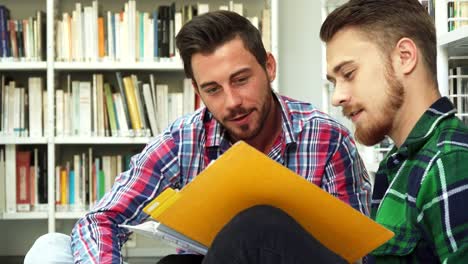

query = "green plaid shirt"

[370,97,468,263]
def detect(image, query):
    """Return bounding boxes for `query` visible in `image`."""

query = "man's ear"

[393,37,418,75]
[192,80,200,96]
[265,53,277,82]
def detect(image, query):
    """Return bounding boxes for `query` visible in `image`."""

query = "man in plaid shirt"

[321,0,468,263]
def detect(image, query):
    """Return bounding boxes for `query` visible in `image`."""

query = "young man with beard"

[321,0,468,263]
[24,11,370,264]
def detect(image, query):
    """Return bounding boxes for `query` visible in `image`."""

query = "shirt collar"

[202,91,297,151]
[397,97,456,157]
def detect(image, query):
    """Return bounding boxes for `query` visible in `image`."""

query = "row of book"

[0,6,45,61]
[0,76,47,137]
[55,149,134,212]
[55,0,269,62]
[0,147,48,213]
[0,146,138,213]
[57,73,197,138]
[449,67,468,125]
[0,73,200,138]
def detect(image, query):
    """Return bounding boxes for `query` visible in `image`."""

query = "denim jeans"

[158,205,346,264]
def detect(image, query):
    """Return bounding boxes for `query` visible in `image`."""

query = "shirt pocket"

[372,197,420,257]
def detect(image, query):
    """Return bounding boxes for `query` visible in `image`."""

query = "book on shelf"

[53,72,197,138]
[8,147,48,213]
[0,149,5,213]
[122,141,394,263]
[0,5,45,61]
[0,76,44,137]
[53,0,270,63]
[54,148,136,212]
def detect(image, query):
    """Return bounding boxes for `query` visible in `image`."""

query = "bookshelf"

[436,0,468,127]
[0,0,279,257]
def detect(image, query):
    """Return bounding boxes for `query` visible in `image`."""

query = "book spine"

[16,20,23,58]
[0,149,5,212]
[39,149,47,204]
[16,150,31,211]
[115,72,132,135]
[5,145,16,213]
[9,20,17,58]
[60,168,68,205]
[98,17,105,59]
[123,76,142,133]
[0,6,9,58]
[103,83,118,136]
[153,10,158,59]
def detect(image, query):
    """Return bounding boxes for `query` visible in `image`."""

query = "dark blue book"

[0,6,11,58]
[16,20,23,58]
[169,3,175,57]
[159,6,170,57]
[153,10,159,58]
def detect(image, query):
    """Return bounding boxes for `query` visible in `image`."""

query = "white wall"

[278,0,324,110]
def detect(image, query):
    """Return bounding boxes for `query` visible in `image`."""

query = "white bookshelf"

[55,211,86,219]
[0,62,47,70]
[0,0,279,257]
[1,212,48,220]
[0,137,48,145]
[54,136,152,144]
[54,61,183,71]
[436,0,468,125]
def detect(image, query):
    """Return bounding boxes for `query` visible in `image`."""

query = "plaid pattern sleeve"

[70,128,182,264]
[370,97,468,263]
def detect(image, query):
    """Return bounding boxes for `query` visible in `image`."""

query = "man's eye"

[234,77,249,85]
[343,70,354,80]
[205,87,220,94]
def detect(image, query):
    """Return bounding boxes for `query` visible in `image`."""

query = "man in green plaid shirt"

[321,0,467,263]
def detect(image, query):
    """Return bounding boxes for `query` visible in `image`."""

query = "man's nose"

[331,83,351,107]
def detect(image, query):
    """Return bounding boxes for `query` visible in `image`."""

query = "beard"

[348,65,404,146]
[220,84,273,142]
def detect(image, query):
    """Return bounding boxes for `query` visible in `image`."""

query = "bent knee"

[25,233,73,264]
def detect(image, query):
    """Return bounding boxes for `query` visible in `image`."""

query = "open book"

[119,221,208,254]
[121,141,393,262]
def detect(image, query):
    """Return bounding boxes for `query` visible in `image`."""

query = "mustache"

[224,107,252,121]
[342,105,363,118]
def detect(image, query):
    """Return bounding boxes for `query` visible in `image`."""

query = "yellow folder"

[144,141,393,262]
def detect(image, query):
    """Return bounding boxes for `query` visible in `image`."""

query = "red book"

[16,150,31,211]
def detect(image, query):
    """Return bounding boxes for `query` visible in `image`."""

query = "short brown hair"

[176,10,267,81]
[320,0,437,84]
